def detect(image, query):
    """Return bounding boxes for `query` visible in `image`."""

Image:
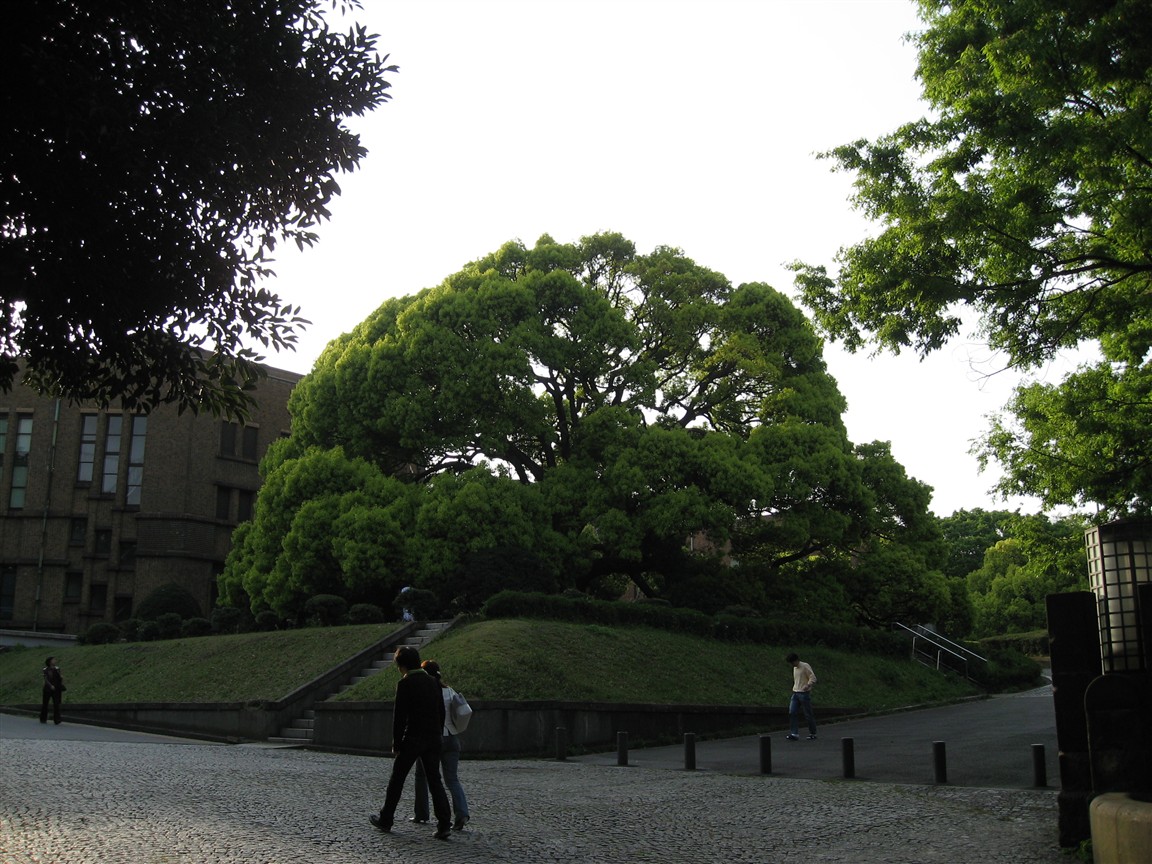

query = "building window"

[215,486,232,521]
[64,572,83,602]
[94,529,112,555]
[9,414,33,509]
[102,415,122,495]
[89,583,108,614]
[114,595,133,622]
[118,541,136,568]
[69,518,87,545]
[0,565,15,620]
[0,416,7,487]
[242,425,258,460]
[77,414,97,483]
[126,415,147,505]
[237,489,255,523]
[220,421,259,461]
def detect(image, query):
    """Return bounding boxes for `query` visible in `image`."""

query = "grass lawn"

[1,618,980,711]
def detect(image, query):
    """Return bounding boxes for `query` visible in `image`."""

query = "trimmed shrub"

[303,594,348,627]
[348,603,386,625]
[138,620,161,641]
[255,610,280,631]
[211,605,247,635]
[117,618,141,641]
[135,583,203,622]
[968,647,1043,691]
[79,622,121,645]
[156,612,183,640]
[180,617,213,638]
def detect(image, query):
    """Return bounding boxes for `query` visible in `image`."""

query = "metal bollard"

[933,740,947,784]
[842,737,855,779]
[617,731,629,767]
[684,732,696,771]
[1032,743,1047,787]
[759,733,772,774]
[555,726,568,761]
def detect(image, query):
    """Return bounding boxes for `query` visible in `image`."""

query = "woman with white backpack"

[411,659,471,830]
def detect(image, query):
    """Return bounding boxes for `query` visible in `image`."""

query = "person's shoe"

[434,825,452,841]
[453,816,469,831]
[807,735,817,740]
[369,815,392,833]
[785,734,799,741]
[409,816,429,824]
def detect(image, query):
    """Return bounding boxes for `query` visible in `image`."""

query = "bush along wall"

[482,590,908,657]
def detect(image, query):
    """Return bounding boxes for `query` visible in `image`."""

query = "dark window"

[77,414,97,482]
[10,414,33,508]
[237,489,255,523]
[94,529,112,555]
[215,486,232,521]
[126,415,147,505]
[118,541,136,568]
[102,415,122,495]
[89,583,108,614]
[241,425,258,460]
[114,595,133,622]
[0,565,16,620]
[0,416,7,487]
[69,517,87,545]
[64,572,83,602]
[220,421,237,457]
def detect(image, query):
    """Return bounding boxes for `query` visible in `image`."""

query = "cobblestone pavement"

[1,734,1065,863]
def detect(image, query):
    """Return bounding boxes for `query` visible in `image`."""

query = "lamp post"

[1083,518,1152,673]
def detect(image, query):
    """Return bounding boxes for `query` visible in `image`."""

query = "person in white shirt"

[785,652,817,741]
[412,660,471,830]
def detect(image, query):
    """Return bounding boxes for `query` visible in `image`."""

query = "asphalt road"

[574,685,1058,789]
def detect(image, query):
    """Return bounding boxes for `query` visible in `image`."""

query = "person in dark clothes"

[369,646,452,840]
[40,656,65,725]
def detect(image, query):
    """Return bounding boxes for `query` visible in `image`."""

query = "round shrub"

[135,583,203,622]
[394,588,438,621]
[303,594,347,627]
[156,612,183,640]
[79,622,121,645]
[255,610,280,631]
[180,617,213,638]
[348,603,385,625]
[211,605,247,635]
[117,618,141,641]
[137,620,161,642]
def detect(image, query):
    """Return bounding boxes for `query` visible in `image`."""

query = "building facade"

[0,364,301,635]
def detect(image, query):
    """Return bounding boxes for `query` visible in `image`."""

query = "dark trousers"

[40,688,62,724]
[379,737,451,829]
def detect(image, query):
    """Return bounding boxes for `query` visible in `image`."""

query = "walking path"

[0,687,1065,863]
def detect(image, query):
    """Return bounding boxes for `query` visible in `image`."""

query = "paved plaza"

[2,710,1065,864]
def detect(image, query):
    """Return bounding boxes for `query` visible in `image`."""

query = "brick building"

[0,364,301,635]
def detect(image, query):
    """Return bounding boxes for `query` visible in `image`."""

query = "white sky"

[262,0,1080,518]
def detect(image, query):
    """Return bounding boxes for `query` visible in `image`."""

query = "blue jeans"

[415,734,468,822]
[789,691,816,736]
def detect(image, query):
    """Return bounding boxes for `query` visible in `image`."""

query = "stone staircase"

[267,620,453,745]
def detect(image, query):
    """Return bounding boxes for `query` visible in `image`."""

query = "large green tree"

[223,233,946,621]
[791,0,1152,515]
[2,0,395,416]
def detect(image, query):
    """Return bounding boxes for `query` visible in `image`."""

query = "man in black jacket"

[370,646,453,840]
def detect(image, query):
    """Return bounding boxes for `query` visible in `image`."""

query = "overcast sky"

[262,0,1082,518]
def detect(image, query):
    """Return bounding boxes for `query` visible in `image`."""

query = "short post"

[841,737,855,779]
[555,726,568,761]
[1032,743,1047,787]
[617,731,629,767]
[933,740,948,784]
[684,733,696,771]
[759,733,772,774]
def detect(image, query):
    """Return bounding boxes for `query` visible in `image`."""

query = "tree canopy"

[221,233,950,624]
[790,0,1152,515]
[2,0,396,416]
